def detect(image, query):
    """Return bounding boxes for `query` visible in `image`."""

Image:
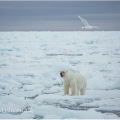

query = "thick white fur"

[63,71,87,96]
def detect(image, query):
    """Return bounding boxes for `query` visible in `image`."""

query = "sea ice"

[0,31,120,119]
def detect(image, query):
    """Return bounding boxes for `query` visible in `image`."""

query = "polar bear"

[60,70,87,96]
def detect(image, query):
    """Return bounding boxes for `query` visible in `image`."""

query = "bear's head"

[60,70,66,78]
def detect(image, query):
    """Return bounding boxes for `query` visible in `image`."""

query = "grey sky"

[0,1,120,31]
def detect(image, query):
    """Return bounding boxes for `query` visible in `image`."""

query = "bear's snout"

[60,71,66,77]
[60,72,63,77]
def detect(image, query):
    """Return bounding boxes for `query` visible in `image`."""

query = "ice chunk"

[6,80,22,89]
[87,73,108,90]
[1,95,26,106]
[3,86,12,95]
[23,85,35,91]
[0,81,10,89]
[0,111,34,119]
[85,72,93,79]
[52,61,77,73]
[34,84,44,89]
[80,103,99,108]
[95,58,108,68]
[43,115,61,119]
[12,88,43,98]
[111,80,120,90]
[43,89,60,94]
[59,101,77,109]
[34,105,104,119]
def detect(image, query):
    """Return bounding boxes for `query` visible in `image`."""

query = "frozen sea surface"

[0,31,120,119]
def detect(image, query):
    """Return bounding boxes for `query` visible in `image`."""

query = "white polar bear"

[60,70,87,96]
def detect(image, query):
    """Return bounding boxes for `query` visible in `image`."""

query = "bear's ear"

[65,71,68,73]
[63,71,67,75]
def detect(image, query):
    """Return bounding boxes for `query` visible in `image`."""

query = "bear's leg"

[80,88,86,95]
[77,84,80,95]
[70,82,77,96]
[80,79,87,95]
[77,90,79,95]
[64,81,69,95]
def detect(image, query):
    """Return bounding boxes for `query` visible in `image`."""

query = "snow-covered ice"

[0,31,120,119]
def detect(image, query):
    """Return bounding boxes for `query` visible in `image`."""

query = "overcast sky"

[0,1,120,31]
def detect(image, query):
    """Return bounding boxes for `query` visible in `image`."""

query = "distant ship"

[78,15,99,30]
